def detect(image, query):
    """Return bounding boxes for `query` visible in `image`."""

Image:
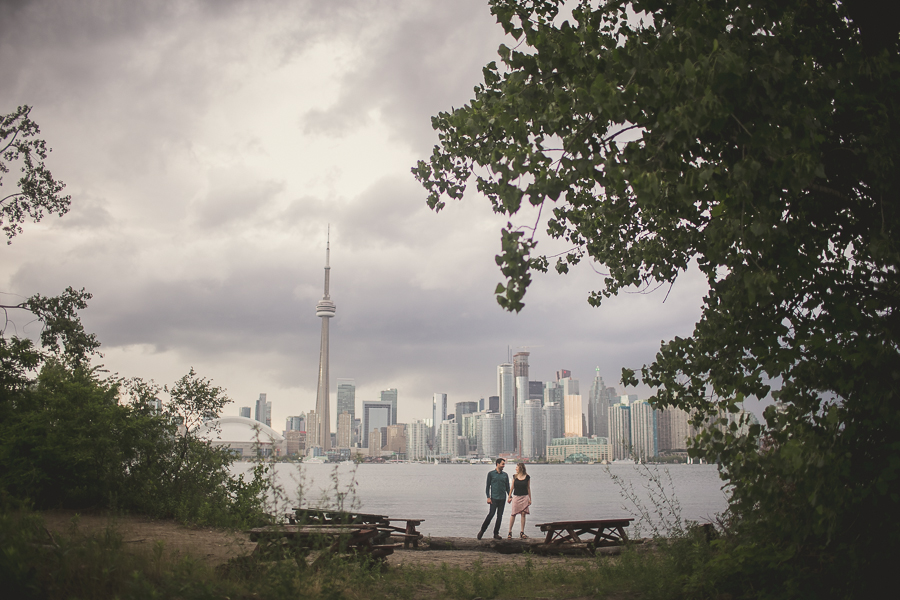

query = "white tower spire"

[314,225,335,452]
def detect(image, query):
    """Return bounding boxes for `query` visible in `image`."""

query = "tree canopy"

[416,0,898,594]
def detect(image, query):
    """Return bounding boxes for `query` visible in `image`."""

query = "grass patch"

[2,509,731,600]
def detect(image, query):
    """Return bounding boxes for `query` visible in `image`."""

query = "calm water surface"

[234,462,728,537]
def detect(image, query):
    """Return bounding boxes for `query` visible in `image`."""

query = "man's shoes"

[493,534,502,540]
[477,530,484,540]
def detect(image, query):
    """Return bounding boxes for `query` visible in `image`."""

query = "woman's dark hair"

[517,463,527,476]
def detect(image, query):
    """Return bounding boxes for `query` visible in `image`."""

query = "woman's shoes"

[507,532,512,539]
[520,532,528,539]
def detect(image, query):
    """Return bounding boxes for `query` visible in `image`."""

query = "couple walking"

[477,458,532,540]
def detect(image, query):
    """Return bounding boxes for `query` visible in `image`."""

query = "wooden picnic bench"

[381,518,425,549]
[535,518,634,552]
[288,508,389,526]
[289,508,424,549]
[249,524,400,564]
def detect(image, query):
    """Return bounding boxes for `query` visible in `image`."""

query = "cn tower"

[314,227,335,451]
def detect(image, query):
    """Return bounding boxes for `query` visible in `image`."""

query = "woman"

[506,463,532,539]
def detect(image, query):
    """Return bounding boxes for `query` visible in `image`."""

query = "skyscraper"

[314,230,335,451]
[407,420,429,460]
[589,368,607,438]
[362,400,392,449]
[455,401,478,419]
[480,412,503,458]
[542,402,564,449]
[630,400,658,461]
[609,402,632,460]
[336,411,352,448]
[337,379,355,427]
[521,399,543,459]
[564,394,584,437]
[658,406,691,452]
[255,393,271,427]
[497,363,515,453]
[432,393,447,442]
[381,388,398,425]
[513,352,529,453]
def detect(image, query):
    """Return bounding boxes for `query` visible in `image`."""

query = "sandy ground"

[38,510,604,570]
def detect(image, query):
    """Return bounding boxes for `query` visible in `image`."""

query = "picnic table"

[535,518,634,552]
[249,524,399,564]
[289,508,424,549]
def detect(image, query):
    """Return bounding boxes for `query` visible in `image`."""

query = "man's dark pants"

[480,499,506,535]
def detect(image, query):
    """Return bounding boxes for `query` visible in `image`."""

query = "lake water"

[234,462,729,537]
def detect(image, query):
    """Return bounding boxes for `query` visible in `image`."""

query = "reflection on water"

[233,462,728,537]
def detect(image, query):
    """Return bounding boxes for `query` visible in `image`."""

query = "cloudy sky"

[1,0,729,428]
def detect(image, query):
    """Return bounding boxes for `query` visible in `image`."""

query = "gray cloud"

[0,0,725,425]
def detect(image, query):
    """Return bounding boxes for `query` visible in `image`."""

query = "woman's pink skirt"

[510,494,531,516]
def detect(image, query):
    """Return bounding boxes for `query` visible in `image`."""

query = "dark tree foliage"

[0,105,267,526]
[0,105,71,243]
[415,0,898,595]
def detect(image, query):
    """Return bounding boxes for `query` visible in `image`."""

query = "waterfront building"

[480,412,503,458]
[498,363,515,453]
[658,406,691,452]
[381,388,398,425]
[336,411,352,448]
[407,420,429,460]
[306,410,321,452]
[196,416,283,458]
[284,430,303,456]
[337,379,355,426]
[609,402,632,460]
[546,436,609,463]
[521,399,543,459]
[457,436,470,458]
[368,429,381,455]
[362,400,392,449]
[630,400,658,460]
[438,420,457,457]
[240,406,251,419]
[564,394,584,437]
[386,423,406,453]
[313,230,336,451]
[461,411,479,448]
[542,402,564,449]
[285,415,304,432]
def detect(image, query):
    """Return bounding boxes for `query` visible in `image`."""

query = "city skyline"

[0,1,770,430]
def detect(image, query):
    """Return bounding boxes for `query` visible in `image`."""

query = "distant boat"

[304,457,326,464]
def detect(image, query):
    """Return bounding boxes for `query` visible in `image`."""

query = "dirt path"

[38,511,603,570]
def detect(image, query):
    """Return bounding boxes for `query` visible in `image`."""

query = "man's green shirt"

[485,470,510,501]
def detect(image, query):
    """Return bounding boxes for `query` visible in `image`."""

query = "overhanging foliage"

[415,0,898,595]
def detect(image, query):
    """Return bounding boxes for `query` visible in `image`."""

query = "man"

[477,458,510,540]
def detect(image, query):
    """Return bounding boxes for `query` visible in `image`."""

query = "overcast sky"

[1,0,738,428]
